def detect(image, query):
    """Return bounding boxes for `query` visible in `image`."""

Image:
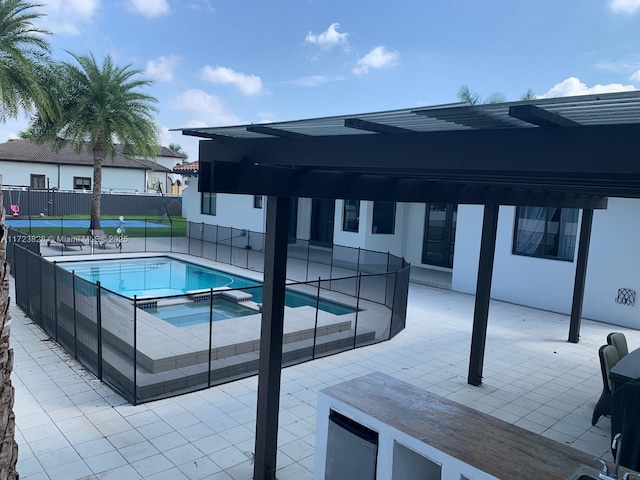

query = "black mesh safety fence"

[7,222,410,404]
[73,275,99,376]
[100,288,136,403]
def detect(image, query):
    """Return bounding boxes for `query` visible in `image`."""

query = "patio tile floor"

[8,272,640,479]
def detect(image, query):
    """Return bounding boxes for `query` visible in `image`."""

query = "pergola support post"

[468,204,499,386]
[568,209,594,343]
[254,196,290,480]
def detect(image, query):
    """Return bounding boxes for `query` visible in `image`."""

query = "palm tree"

[457,84,536,104]
[0,0,58,122]
[0,2,57,478]
[169,142,188,163]
[32,53,159,230]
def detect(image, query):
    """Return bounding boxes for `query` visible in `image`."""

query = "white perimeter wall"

[452,200,640,329]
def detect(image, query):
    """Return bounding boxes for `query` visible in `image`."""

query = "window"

[342,200,360,232]
[30,174,45,189]
[73,177,91,190]
[372,201,396,234]
[201,192,216,215]
[512,207,579,261]
[253,195,263,209]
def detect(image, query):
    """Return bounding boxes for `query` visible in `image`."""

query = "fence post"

[144,218,148,252]
[38,253,43,327]
[385,252,391,305]
[329,246,334,288]
[305,241,310,282]
[357,247,361,274]
[53,261,58,341]
[312,278,321,359]
[389,270,399,341]
[208,288,213,388]
[133,295,138,405]
[96,281,103,380]
[214,224,218,261]
[352,273,362,349]
[72,271,77,359]
[201,222,205,258]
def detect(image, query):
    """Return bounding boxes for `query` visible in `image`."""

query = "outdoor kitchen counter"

[315,372,605,480]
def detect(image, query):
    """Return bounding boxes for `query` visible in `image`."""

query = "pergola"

[178,90,640,480]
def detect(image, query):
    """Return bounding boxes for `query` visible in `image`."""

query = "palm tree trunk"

[0,177,19,480]
[90,144,104,231]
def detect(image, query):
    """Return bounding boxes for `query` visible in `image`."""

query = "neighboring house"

[179,162,640,330]
[0,139,185,194]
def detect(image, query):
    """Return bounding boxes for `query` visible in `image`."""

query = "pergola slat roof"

[177,90,640,480]
[180,91,640,139]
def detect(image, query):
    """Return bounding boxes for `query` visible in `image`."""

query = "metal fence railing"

[6,221,410,404]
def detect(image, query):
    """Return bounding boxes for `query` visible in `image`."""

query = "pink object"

[10,205,19,216]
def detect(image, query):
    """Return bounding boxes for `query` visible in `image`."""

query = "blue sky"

[1,0,640,161]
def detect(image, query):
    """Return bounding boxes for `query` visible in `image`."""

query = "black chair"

[607,332,629,360]
[592,344,620,426]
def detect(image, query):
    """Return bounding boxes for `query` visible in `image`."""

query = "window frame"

[372,201,396,235]
[201,192,217,216]
[253,195,263,209]
[73,176,91,191]
[342,199,360,232]
[30,174,45,190]
[512,206,579,262]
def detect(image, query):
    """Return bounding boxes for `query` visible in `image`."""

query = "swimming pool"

[59,256,356,326]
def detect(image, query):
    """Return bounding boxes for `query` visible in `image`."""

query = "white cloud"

[38,0,100,36]
[188,0,215,12]
[288,75,333,87]
[609,0,640,13]
[171,89,243,126]
[631,70,640,82]
[145,55,181,82]
[353,46,400,75]
[540,77,637,98]
[305,23,348,50]
[126,0,171,18]
[201,66,265,96]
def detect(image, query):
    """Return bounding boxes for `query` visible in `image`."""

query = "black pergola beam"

[568,209,594,343]
[344,118,414,134]
[198,124,640,179]
[468,204,500,386]
[205,161,609,208]
[246,125,309,137]
[509,104,581,127]
[254,196,290,480]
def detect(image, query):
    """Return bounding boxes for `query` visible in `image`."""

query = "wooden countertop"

[320,372,603,480]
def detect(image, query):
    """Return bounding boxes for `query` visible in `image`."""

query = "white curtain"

[557,209,579,260]
[514,207,547,255]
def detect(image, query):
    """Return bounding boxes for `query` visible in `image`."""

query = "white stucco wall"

[0,160,148,192]
[333,199,367,248]
[451,201,640,329]
[583,198,640,329]
[183,187,265,232]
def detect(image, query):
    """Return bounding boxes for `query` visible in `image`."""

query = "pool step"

[100,327,378,402]
[186,287,253,304]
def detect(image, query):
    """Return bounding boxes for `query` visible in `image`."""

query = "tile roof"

[172,160,198,173]
[0,139,174,172]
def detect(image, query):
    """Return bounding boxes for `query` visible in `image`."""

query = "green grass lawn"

[12,215,187,238]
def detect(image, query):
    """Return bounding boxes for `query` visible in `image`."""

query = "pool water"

[60,256,356,325]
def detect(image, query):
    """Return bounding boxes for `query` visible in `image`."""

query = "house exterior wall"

[184,188,265,231]
[452,200,640,329]
[180,179,640,329]
[0,160,147,192]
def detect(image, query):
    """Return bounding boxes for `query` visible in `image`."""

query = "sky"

[1,0,640,161]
